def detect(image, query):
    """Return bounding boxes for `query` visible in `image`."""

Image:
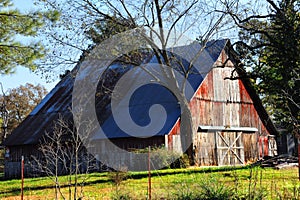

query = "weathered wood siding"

[194,132,217,165]
[4,145,97,179]
[169,50,270,166]
[90,137,165,171]
[4,145,44,178]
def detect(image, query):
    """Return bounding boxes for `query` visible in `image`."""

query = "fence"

[105,166,300,200]
[0,165,299,199]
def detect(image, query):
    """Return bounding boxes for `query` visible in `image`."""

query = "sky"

[0,0,268,93]
[0,0,59,92]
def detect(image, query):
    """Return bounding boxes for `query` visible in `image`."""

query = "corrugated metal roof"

[198,125,258,132]
[3,39,228,146]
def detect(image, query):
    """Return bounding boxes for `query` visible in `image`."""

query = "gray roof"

[3,39,232,146]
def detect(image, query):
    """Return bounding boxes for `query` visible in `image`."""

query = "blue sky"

[0,0,267,93]
[0,0,59,92]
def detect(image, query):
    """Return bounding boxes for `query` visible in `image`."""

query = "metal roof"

[198,125,258,132]
[3,39,229,146]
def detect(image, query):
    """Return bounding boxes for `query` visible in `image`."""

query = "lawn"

[0,166,299,199]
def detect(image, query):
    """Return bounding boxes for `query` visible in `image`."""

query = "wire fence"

[106,166,300,200]
[1,164,299,199]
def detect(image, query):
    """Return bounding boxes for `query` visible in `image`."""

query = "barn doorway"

[196,126,258,166]
[215,131,244,165]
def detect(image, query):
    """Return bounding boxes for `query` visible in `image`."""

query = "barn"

[3,39,278,178]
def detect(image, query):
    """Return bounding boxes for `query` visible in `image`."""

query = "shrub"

[170,154,190,169]
[108,167,128,188]
[149,146,190,169]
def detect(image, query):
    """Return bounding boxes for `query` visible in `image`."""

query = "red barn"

[3,39,278,178]
[168,47,278,166]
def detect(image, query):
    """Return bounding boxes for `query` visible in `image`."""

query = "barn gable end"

[167,47,277,166]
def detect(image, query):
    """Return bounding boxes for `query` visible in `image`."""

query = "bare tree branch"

[166,1,198,45]
[118,0,136,26]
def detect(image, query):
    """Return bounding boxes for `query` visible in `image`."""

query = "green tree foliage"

[0,83,47,141]
[0,0,59,74]
[232,0,300,133]
[85,15,135,45]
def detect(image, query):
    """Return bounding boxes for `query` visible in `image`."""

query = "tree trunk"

[179,97,194,165]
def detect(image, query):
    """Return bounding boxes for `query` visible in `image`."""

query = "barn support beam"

[214,131,218,166]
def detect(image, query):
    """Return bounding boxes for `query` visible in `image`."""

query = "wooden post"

[214,131,219,165]
[21,156,24,200]
[148,146,151,200]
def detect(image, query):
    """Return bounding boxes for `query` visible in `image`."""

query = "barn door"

[215,131,244,166]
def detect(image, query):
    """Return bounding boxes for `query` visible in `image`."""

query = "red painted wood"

[168,49,272,165]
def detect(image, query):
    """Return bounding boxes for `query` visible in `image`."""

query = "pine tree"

[0,0,59,74]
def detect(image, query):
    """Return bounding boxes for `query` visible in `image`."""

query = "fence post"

[21,156,24,200]
[148,146,151,200]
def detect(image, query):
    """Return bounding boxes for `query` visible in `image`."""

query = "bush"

[170,154,190,169]
[149,146,190,169]
[108,167,128,188]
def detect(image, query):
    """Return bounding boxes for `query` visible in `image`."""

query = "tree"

[0,83,47,141]
[38,0,237,168]
[0,0,59,74]
[226,0,300,134]
[31,116,96,200]
[37,0,237,71]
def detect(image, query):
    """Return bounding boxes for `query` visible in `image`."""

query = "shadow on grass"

[1,165,250,197]
[0,178,111,197]
[128,165,250,179]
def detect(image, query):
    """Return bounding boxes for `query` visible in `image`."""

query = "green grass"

[0,166,299,199]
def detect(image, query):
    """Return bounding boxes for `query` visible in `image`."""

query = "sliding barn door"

[215,131,244,165]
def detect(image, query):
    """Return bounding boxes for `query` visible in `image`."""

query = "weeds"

[276,184,300,200]
[246,167,267,200]
[108,167,128,191]
[197,175,235,200]
[173,181,196,200]
[0,167,299,199]
[111,191,132,200]
[173,174,235,200]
